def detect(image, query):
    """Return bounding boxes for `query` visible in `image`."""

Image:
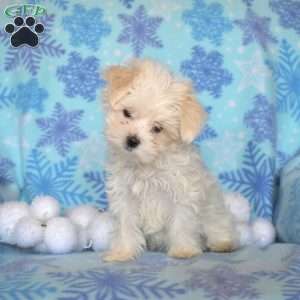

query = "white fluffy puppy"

[102,59,237,262]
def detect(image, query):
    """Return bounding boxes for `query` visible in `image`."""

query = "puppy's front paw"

[102,249,137,262]
[168,246,202,259]
[207,238,237,253]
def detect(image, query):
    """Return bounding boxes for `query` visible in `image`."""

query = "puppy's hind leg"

[204,189,238,253]
[167,205,203,259]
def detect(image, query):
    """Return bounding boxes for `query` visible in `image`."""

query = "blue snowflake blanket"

[0,243,299,300]
[0,0,300,222]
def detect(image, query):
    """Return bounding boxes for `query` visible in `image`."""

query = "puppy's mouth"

[125,146,134,152]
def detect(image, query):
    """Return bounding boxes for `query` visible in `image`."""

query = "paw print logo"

[4,16,44,48]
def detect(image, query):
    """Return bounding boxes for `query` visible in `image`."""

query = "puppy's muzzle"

[126,135,140,150]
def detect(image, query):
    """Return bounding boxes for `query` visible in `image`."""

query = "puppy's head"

[102,59,207,164]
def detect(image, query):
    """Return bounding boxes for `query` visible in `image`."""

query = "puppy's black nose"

[126,135,140,149]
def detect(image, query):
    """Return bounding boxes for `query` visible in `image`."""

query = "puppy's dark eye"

[152,125,163,133]
[123,109,131,118]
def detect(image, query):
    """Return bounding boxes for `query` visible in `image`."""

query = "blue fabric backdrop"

[0,0,300,222]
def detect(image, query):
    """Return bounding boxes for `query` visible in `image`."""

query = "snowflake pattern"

[118,5,163,56]
[63,4,111,50]
[0,257,57,300]
[194,107,218,145]
[23,149,92,206]
[0,85,15,109]
[242,0,255,6]
[48,268,186,299]
[1,248,300,300]
[270,0,300,35]
[182,0,233,46]
[0,158,15,185]
[36,102,87,156]
[0,276,56,300]
[0,80,48,113]
[219,141,275,219]
[185,265,259,300]
[195,125,218,144]
[0,15,65,75]
[181,46,233,98]
[119,0,135,9]
[14,79,48,113]
[277,150,291,172]
[57,52,103,102]
[235,50,272,93]
[28,0,69,10]
[244,94,276,146]
[235,9,277,50]
[84,171,107,209]
[267,40,300,121]
[256,249,300,300]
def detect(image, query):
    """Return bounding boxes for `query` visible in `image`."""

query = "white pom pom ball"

[88,212,114,251]
[0,201,31,244]
[44,217,77,254]
[14,216,44,248]
[236,223,253,247]
[252,218,276,248]
[224,193,250,223]
[67,205,99,228]
[31,196,60,222]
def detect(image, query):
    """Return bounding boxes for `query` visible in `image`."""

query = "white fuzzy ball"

[224,193,250,223]
[0,201,31,244]
[252,218,276,248]
[66,205,99,228]
[14,216,44,248]
[236,223,253,247]
[88,212,114,251]
[44,217,77,254]
[31,196,60,222]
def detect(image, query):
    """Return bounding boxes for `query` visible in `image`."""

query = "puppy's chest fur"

[131,168,176,234]
[107,145,211,235]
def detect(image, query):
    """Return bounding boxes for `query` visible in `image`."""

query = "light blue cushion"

[0,243,299,300]
[275,155,300,243]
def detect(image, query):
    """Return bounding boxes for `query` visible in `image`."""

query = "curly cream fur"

[101,59,237,262]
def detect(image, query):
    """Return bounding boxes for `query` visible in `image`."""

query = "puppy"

[101,59,237,262]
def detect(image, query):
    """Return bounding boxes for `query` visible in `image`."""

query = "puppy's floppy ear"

[180,93,207,144]
[103,65,138,108]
